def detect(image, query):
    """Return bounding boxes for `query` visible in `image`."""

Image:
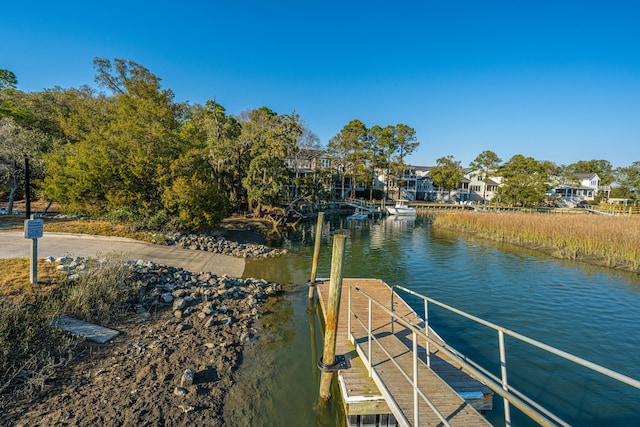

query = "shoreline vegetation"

[0,206,285,422]
[1,205,638,422]
[429,210,640,274]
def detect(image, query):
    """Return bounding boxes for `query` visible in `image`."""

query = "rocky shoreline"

[170,233,286,259]
[6,250,283,425]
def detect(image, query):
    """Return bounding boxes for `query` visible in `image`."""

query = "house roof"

[295,148,326,159]
[574,172,598,180]
[406,165,433,172]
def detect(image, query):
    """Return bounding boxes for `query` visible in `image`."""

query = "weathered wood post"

[308,212,325,300]
[319,233,346,400]
[24,155,31,219]
[308,298,319,383]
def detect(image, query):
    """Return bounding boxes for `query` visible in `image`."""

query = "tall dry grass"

[432,211,640,273]
[0,254,138,405]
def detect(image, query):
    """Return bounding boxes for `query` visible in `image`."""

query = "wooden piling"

[319,233,346,400]
[309,299,319,383]
[308,212,325,300]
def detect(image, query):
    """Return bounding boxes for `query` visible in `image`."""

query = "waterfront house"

[553,173,609,206]
[374,165,434,201]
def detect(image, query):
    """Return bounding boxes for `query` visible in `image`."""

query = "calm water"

[229,216,640,426]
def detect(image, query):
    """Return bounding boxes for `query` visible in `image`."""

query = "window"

[470,185,481,192]
[320,158,331,169]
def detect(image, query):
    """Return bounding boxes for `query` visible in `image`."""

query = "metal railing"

[387,284,640,426]
[343,198,378,213]
[348,285,453,427]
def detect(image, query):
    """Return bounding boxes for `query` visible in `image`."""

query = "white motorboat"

[347,209,369,220]
[385,200,416,216]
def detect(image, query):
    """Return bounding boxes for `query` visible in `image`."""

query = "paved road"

[0,232,245,277]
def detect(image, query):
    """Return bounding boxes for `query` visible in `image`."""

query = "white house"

[285,152,612,207]
[375,165,433,201]
[554,173,609,206]
[464,170,502,202]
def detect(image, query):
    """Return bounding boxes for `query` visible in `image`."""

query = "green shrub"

[101,207,171,231]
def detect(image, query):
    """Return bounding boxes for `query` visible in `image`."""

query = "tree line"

[2,59,639,229]
[431,151,640,206]
[0,59,419,230]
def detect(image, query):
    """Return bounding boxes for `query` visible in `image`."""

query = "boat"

[347,209,369,220]
[385,200,416,216]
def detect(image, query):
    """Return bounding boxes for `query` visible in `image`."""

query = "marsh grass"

[432,211,640,273]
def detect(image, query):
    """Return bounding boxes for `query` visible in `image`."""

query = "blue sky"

[2,1,639,168]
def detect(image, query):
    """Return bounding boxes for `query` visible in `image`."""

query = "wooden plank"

[52,315,120,343]
[317,278,493,425]
[351,312,491,426]
[316,279,392,417]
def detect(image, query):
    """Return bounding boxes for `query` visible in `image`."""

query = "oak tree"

[469,150,502,201]
[430,155,463,201]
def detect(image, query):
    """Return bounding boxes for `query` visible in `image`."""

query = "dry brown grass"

[43,219,162,242]
[0,216,165,243]
[0,258,66,300]
[432,211,640,273]
[0,215,25,230]
[0,254,139,403]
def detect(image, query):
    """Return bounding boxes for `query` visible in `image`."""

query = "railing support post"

[499,330,512,427]
[308,212,325,300]
[413,331,419,427]
[319,234,346,401]
[368,298,373,377]
[347,285,351,341]
[424,299,430,368]
[391,290,395,334]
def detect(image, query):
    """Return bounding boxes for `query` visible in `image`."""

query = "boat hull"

[386,206,417,216]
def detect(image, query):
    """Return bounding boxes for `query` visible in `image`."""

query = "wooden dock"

[316,278,493,426]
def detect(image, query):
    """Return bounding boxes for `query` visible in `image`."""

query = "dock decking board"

[316,278,492,426]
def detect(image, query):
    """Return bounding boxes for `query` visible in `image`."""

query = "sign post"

[24,215,43,284]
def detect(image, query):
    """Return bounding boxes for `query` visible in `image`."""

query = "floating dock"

[316,278,493,426]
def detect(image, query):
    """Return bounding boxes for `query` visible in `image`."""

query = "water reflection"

[224,287,344,427]
[240,216,640,427]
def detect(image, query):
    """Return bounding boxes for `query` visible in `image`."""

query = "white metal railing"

[348,285,453,427]
[343,198,380,213]
[401,189,416,201]
[349,285,566,426]
[389,284,640,427]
